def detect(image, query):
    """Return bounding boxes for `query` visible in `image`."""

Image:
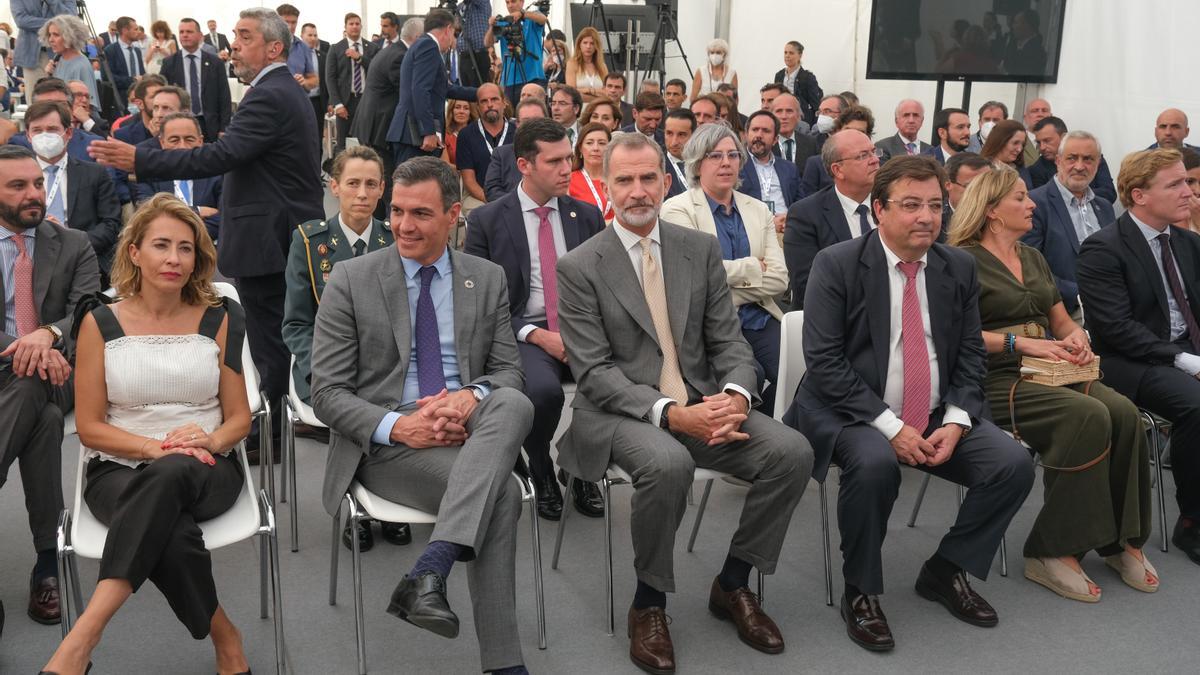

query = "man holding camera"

[485,0,548,106]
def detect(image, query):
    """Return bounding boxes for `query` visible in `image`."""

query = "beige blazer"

[660,187,788,321]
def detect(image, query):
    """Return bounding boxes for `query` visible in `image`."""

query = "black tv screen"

[865,0,1068,83]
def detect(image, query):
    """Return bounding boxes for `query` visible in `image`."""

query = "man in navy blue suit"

[464,118,605,521]
[133,113,224,241]
[90,8,323,460]
[741,110,801,235]
[160,18,233,142]
[1023,130,1115,315]
[102,17,144,109]
[662,108,695,201]
[387,8,477,165]
[619,92,666,148]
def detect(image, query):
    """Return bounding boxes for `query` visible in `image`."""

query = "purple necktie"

[415,265,447,397]
[1157,233,1200,353]
[533,206,559,331]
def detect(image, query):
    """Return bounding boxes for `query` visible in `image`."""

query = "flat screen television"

[865,0,1068,83]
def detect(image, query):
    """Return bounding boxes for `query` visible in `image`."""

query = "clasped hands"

[1019,328,1093,366]
[390,388,478,448]
[668,391,751,446]
[1,329,70,386]
[890,423,962,467]
[157,422,217,465]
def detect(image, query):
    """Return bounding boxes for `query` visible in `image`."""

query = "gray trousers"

[609,410,814,593]
[358,388,533,672]
[833,419,1035,595]
[0,366,71,553]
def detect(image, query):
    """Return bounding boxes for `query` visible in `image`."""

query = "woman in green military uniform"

[948,166,1155,603]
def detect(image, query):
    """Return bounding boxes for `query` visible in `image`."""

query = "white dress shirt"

[870,237,972,440]
[180,47,205,107]
[752,153,786,214]
[1130,213,1200,376]
[515,183,568,341]
[37,155,69,222]
[835,186,873,238]
[611,221,753,425]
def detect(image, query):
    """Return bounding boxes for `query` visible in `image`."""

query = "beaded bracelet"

[1005,333,1016,354]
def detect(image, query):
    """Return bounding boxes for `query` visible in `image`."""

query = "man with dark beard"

[455,83,513,212]
[932,107,971,165]
[0,145,100,628]
[739,110,803,236]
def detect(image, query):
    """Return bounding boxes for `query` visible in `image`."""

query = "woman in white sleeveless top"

[566,26,609,103]
[42,195,252,675]
[691,38,738,101]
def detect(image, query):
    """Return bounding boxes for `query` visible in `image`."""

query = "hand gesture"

[669,392,750,445]
[889,424,934,466]
[924,424,963,466]
[530,328,567,363]
[162,423,217,465]
[420,134,440,151]
[346,47,360,60]
[0,329,67,383]
[1017,337,1080,364]
[1057,328,1094,365]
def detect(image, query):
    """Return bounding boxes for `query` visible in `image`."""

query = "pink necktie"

[12,234,38,336]
[897,261,931,432]
[534,206,559,332]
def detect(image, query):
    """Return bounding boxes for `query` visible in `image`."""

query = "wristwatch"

[659,402,675,431]
[949,422,971,439]
[40,324,63,343]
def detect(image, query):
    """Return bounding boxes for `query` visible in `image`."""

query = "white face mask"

[980,120,996,141]
[815,114,836,134]
[708,53,724,66]
[31,132,66,159]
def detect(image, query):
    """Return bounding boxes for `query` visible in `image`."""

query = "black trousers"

[1133,361,1200,518]
[742,317,781,418]
[236,273,288,436]
[335,94,362,154]
[833,416,1034,595]
[370,142,397,222]
[458,49,492,88]
[0,367,70,552]
[309,96,326,150]
[85,453,243,638]
[516,331,570,483]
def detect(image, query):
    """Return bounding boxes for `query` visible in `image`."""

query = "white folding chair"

[56,443,286,674]
[280,356,323,552]
[329,473,547,675]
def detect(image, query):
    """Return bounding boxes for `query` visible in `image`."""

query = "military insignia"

[330,235,340,248]
[377,235,387,246]
[320,259,332,272]
[464,280,474,289]
[317,243,328,256]
[322,273,330,282]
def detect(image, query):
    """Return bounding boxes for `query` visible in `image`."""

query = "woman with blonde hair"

[38,14,100,108]
[42,195,253,675]
[948,165,1155,604]
[690,38,738,102]
[566,26,608,102]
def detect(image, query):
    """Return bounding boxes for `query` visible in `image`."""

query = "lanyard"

[174,179,192,205]
[668,157,687,188]
[45,165,63,208]
[580,168,608,215]
[479,120,509,155]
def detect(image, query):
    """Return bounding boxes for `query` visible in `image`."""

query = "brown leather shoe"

[914,564,998,627]
[627,605,675,674]
[28,576,61,625]
[707,577,784,654]
[840,593,894,652]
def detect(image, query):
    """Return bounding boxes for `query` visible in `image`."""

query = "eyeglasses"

[886,199,946,214]
[836,148,884,163]
[704,150,742,163]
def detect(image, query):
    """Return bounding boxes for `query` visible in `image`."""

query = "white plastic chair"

[280,355,323,552]
[329,473,546,674]
[56,443,286,674]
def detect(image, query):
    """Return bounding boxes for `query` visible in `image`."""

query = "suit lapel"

[923,248,954,392]
[741,162,761,199]
[691,189,717,235]
[558,197,584,250]
[1120,215,1170,322]
[379,252,412,374]
[65,160,81,224]
[449,250,475,380]
[1046,185,1081,253]
[824,188,853,241]
[501,193,532,291]
[33,222,60,311]
[596,228,659,343]
[661,224,692,341]
[1169,225,1200,317]
[860,234,891,381]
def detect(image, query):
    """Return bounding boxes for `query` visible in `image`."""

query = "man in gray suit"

[311,157,533,673]
[876,99,934,163]
[0,145,101,626]
[556,132,813,673]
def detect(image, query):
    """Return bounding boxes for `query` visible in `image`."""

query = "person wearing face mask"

[799,103,875,199]
[810,94,846,148]
[690,38,737,102]
[967,100,1008,153]
[133,113,224,241]
[25,100,121,281]
[7,77,103,164]
[773,41,822,127]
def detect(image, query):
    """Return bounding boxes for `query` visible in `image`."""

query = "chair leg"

[907,473,932,527]
[261,497,286,675]
[999,535,1008,577]
[819,480,833,607]
[56,509,74,637]
[280,402,290,505]
[330,500,344,606]
[602,475,614,637]
[1146,415,1170,553]
[525,476,547,650]
[351,508,368,675]
[67,553,83,628]
[551,471,574,570]
[259,527,269,620]
[686,480,715,553]
[289,416,300,553]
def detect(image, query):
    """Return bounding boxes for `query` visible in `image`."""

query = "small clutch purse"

[1019,355,1100,386]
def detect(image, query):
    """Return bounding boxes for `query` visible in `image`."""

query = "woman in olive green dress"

[948,166,1156,602]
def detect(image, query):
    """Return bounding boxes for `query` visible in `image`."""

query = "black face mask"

[0,199,46,231]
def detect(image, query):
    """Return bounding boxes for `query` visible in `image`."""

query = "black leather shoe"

[840,593,893,652]
[381,522,412,546]
[570,478,605,517]
[386,571,459,638]
[534,474,563,521]
[1173,517,1200,565]
[342,519,374,553]
[28,575,60,625]
[914,564,998,627]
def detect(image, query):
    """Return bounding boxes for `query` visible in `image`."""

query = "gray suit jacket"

[310,247,525,516]
[555,222,759,481]
[876,133,934,163]
[1,221,101,353]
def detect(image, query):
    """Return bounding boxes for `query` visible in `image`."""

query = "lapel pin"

[569,211,577,218]
[316,243,328,256]
[464,280,474,289]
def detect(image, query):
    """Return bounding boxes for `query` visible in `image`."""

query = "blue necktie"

[187,55,202,113]
[45,165,65,224]
[855,204,871,238]
[415,266,447,397]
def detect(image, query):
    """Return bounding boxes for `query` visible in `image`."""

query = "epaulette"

[299,219,330,237]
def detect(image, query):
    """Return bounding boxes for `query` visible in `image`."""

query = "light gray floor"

[0,405,1196,674]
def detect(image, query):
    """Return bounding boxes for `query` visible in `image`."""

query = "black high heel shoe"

[38,662,92,675]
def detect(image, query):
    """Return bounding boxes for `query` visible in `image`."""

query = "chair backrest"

[772,310,806,423]
[212,281,263,413]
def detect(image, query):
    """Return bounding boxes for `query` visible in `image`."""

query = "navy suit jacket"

[782,185,857,308]
[784,231,987,480]
[113,118,152,145]
[350,39,406,148]
[103,41,143,105]
[1022,180,1116,312]
[463,190,605,333]
[133,65,323,278]
[619,123,665,148]
[64,157,122,274]
[160,49,233,141]
[484,145,521,202]
[739,156,801,210]
[799,154,831,199]
[386,34,476,146]
[664,155,688,200]
[134,175,224,241]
